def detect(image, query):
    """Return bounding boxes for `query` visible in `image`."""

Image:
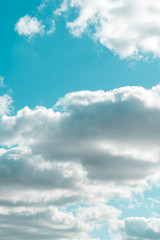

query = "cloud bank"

[1,85,160,238]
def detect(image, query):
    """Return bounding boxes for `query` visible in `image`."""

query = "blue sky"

[1,0,160,239]
[1,0,160,110]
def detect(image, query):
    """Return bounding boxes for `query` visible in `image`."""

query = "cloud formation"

[2,86,160,183]
[55,0,160,58]
[15,15,45,37]
[16,0,160,58]
[0,206,95,240]
[1,85,160,238]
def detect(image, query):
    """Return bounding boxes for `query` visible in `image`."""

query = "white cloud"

[16,0,160,58]
[55,0,160,58]
[15,15,45,38]
[77,204,121,225]
[15,0,160,58]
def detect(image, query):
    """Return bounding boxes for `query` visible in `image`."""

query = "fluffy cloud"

[16,0,160,58]
[1,85,160,238]
[77,204,121,225]
[15,15,45,37]
[55,0,160,58]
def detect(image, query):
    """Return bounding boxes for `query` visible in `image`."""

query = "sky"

[1,0,160,239]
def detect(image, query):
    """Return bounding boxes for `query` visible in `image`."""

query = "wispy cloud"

[0,94,12,116]
[0,76,4,87]
[47,20,56,34]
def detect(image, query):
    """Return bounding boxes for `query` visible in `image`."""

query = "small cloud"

[15,15,45,38]
[54,0,69,16]
[37,0,49,12]
[0,94,13,116]
[0,76,5,87]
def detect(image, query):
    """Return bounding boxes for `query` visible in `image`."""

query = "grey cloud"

[1,86,160,239]
[0,208,90,240]
[115,217,160,240]
[1,86,160,185]
[82,151,158,183]
[0,148,84,190]
[0,194,82,208]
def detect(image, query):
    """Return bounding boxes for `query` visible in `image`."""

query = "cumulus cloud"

[54,0,160,58]
[1,85,160,238]
[1,86,160,184]
[15,15,45,37]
